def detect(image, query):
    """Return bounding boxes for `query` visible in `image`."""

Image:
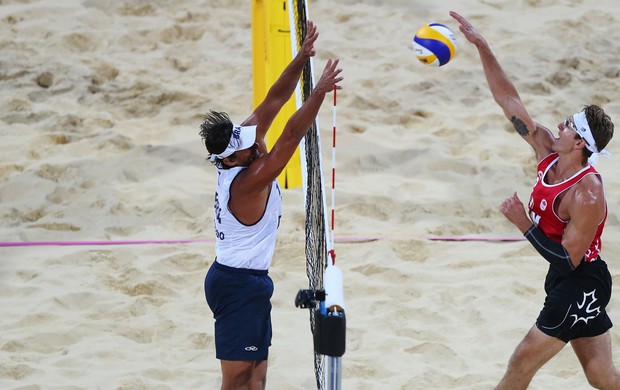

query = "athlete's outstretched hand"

[500,192,533,234]
[300,20,318,58]
[314,58,343,95]
[450,11,487,48]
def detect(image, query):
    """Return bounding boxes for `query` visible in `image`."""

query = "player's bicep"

[562,222,594,267]
[562,200,600,266]
[530,123,556,160]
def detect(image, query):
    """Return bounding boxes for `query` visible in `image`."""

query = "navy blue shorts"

[536,258,613,343]
[204,261,274,361]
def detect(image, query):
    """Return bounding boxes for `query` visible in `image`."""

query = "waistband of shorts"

[214,259,269,276]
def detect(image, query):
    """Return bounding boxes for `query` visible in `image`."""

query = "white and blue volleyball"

[413,23,457,67]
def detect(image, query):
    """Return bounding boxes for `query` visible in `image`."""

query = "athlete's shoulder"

[572,174,604,208]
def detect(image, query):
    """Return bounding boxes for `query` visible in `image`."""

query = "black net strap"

[292,1,327,389]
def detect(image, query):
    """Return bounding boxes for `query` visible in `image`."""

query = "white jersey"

[214,166,282,270]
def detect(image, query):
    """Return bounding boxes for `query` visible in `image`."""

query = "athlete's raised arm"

[450,11,554,160]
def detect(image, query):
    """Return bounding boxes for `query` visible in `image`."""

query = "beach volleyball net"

[289,0,328,388]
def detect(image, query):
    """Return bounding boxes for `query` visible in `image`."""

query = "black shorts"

[536,258,613,343]
[204,261,274,360]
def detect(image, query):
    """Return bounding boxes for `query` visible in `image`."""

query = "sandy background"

[2,0,620,388]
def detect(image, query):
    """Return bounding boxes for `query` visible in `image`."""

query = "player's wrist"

[522,223,536,235]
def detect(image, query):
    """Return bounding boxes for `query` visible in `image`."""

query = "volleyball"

[413,23,457,67]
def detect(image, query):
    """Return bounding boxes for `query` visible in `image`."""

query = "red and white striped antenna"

[328,85,337,266]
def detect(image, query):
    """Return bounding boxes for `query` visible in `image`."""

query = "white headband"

[209,124,257,161]
[572,112,611,165]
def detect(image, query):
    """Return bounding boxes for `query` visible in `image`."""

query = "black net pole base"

[313,309,346,357]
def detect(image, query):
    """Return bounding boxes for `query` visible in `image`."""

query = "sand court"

[3,0,620,388]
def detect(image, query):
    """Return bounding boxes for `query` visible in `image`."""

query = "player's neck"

[553,155,586,182]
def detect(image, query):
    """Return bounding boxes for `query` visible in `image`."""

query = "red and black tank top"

[527,153,606,262]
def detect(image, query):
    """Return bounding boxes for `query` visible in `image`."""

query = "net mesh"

[291,1,327,389]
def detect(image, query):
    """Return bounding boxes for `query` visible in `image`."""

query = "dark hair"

[581,105,614,162]
[199,110,233,167]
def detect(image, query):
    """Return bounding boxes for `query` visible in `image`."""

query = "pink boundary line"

[0,236,524,247]
[0,239,215,247]
[427,236,525,242]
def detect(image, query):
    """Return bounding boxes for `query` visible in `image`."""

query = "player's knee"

[583,364,620,389]
[509,342,531,366]
[506,339,545,376]
[585,375,606,390]
[234,368,253,385]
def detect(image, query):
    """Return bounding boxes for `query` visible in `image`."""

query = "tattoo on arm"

[511,116,529,136]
